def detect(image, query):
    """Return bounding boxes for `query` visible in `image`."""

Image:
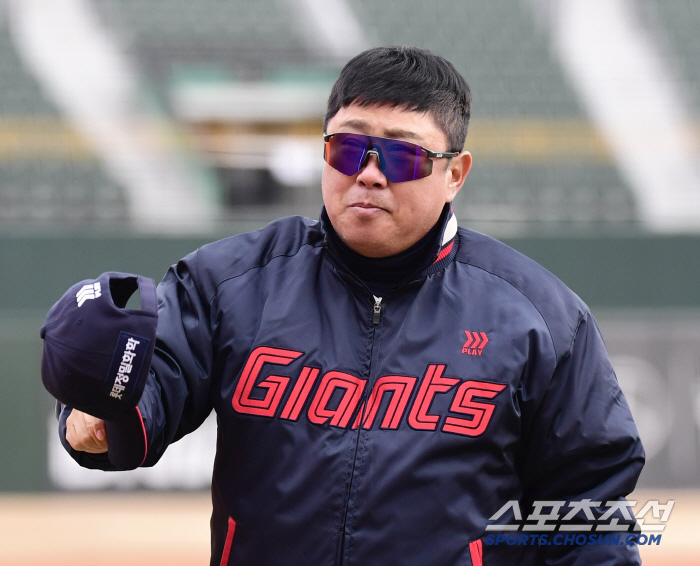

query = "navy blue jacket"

[61,208,644,565]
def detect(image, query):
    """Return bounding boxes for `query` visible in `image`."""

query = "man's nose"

[356,150,387,188]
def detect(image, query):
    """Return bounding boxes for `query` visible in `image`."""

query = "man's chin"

[340,231,396,258]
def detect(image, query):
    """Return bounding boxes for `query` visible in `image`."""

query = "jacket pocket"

[219,517,237,566]
[469,539,483,566]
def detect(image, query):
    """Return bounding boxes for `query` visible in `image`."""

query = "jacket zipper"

[372,295,382,325]
[323,237,454,565]
[338,293,384,565]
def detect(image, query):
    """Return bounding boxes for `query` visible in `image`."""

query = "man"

[60,46,644,565]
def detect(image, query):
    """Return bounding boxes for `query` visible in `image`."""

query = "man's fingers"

[86,415,107,444]
[66,410,108,453]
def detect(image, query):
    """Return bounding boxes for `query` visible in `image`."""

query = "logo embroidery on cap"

[105,332,150,404]
[76,282,101,307]
[110,337,141,400]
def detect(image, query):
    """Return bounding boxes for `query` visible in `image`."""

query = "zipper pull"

[372,295,383,325]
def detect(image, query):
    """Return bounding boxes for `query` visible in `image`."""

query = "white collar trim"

[441,213,458,247]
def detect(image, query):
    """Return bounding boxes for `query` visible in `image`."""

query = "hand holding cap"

[41,272,158,469]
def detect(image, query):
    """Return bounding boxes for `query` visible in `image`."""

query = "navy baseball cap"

[41,272,158,469]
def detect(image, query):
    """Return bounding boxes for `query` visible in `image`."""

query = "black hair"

[324,46,472,153]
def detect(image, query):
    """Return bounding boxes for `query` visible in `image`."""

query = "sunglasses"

[323,132,459,183]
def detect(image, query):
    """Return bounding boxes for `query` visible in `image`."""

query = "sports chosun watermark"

[484,499,673,547]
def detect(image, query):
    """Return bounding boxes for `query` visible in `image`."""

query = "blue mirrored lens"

[324,133,432,183]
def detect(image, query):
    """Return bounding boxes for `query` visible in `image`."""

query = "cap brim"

[105,407,148,471]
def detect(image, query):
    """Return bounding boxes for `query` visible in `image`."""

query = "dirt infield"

[631,489,700,566]
[0,489,696,565]
[0,492,211,566]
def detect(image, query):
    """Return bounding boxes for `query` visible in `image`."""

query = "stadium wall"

[1,231,699,491]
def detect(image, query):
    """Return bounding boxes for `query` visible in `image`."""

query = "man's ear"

[446,151,472,202]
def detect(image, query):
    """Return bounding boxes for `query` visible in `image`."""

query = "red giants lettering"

[442,381,507,436]
[280,366,320,420]
[408,365,459,430]
[231,346,506,437]
[232,346,304,417]
[308,371,366,427]
[353,375,417,430]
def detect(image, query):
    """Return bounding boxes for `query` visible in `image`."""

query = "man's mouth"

[350,202,387,211]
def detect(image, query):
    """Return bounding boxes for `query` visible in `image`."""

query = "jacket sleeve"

[58,250,216,470]
[518,312,646,565]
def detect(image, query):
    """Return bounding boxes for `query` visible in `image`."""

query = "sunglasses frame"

[323,132,460,183]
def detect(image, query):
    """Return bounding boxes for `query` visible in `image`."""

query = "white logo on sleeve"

[76,282,102,307]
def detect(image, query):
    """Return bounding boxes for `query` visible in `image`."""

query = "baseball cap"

[41,272,158,470]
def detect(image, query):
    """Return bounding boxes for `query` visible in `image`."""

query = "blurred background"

[1,0,699,564]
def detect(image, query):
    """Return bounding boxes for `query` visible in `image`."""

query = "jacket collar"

[436,205,458,262]
[319,203,458,269]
